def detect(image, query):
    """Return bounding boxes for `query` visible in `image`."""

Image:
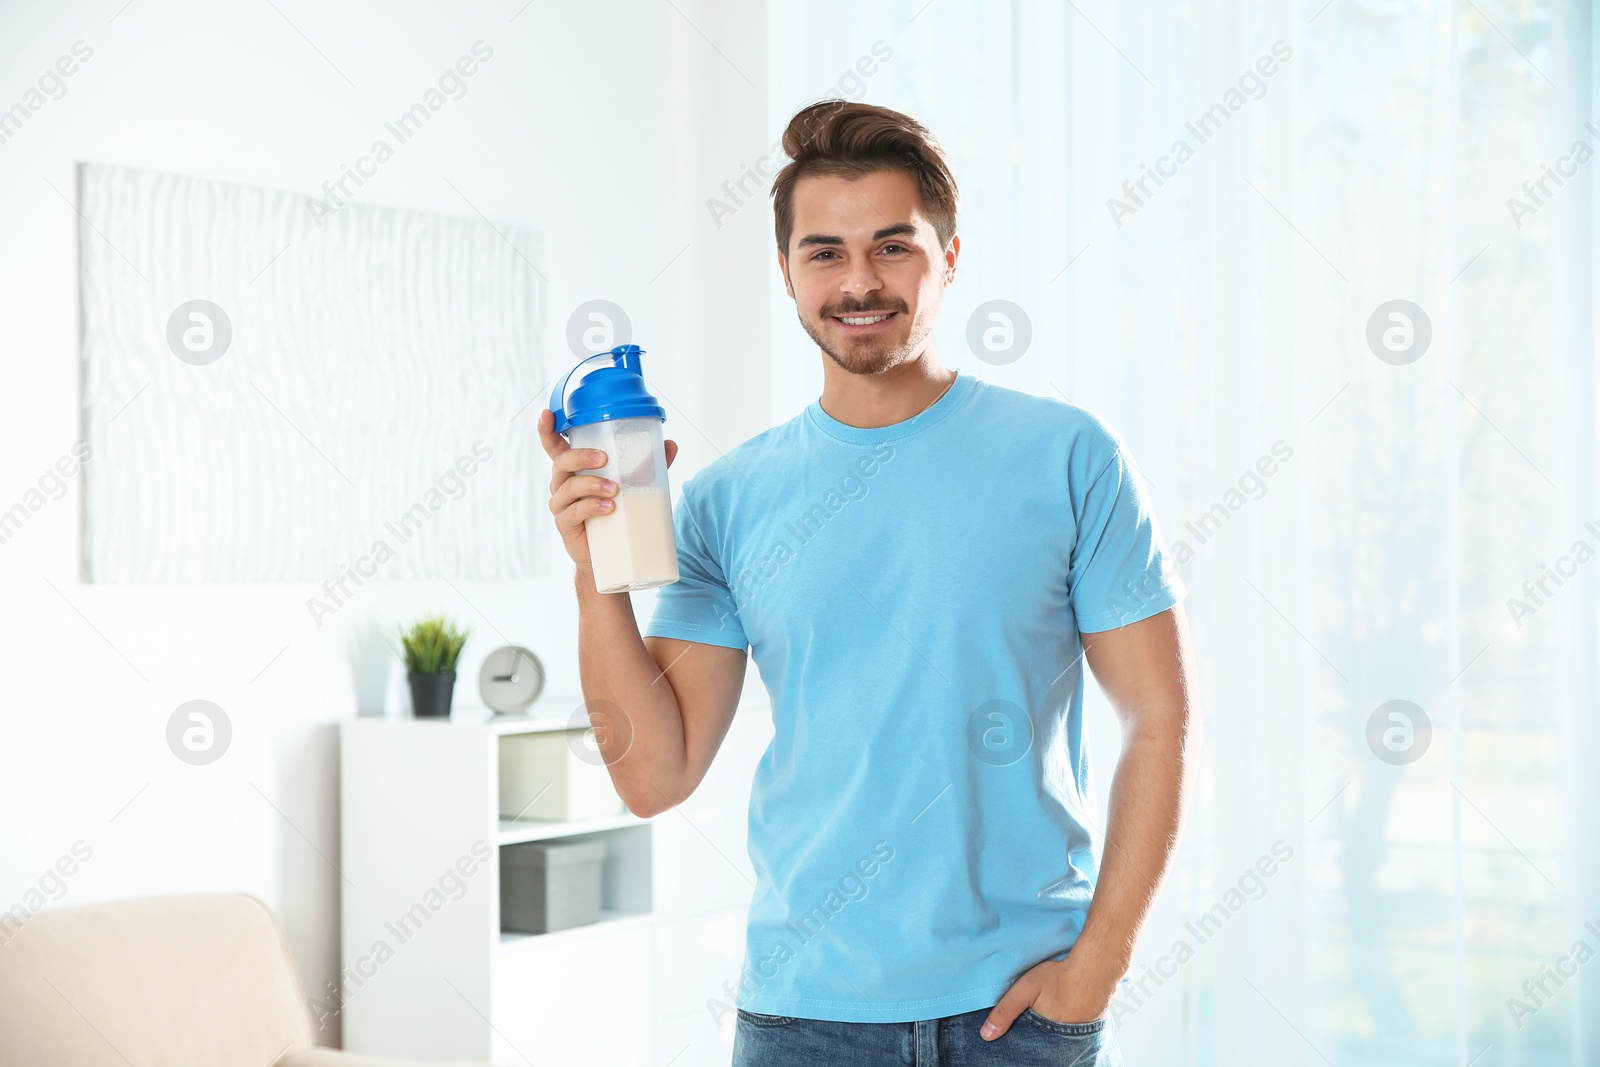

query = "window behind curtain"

[767,1,1597,1064]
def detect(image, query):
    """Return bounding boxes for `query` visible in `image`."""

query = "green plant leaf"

[397,614,472,674]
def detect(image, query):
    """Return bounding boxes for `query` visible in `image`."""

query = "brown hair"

[770,100,960,256]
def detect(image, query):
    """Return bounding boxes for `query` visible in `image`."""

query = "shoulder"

[673,411,805,510]
[969,376,1129,457]
[966,378,1144,505]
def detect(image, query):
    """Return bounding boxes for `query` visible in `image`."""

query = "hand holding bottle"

[540,408,678,575]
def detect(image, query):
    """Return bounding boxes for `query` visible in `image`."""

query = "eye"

[880,243,907,254]
[811,249,838,261]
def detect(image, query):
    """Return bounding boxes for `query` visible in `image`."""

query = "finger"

[664,439,678,468]
[556,447,609,474]
[980,977,1040,1041]
[537,412,611,466]
[555,495,614,539]
[549,474,617,514]
[549,447,610,495]
[537,408,569,458]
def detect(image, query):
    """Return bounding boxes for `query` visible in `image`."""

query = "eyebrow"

[796,222,918,249]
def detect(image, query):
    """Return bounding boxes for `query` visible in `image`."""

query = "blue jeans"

[732,1005,1122,1066]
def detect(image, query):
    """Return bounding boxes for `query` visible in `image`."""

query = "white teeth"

[839,314,891,325]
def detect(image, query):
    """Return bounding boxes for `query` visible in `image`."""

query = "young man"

[540,101,1197,1066]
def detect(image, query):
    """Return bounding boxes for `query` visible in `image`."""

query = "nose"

[840,255,882,300]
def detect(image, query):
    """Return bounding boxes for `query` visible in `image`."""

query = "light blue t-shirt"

[643,369,1186,1023]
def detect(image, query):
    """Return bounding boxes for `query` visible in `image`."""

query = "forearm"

[982,609,1197,1037]
[1070,700,1196,979]
[573,568,688,814]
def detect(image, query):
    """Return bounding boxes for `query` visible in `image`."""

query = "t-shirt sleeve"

[1067,426,1187,633]
[641,479,749,651]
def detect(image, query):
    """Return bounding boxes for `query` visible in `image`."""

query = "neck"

[816,346,957,429]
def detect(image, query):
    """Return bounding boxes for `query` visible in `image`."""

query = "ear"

[943,233,960,286]
[777,249,795,299]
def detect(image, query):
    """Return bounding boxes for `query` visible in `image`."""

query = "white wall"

[0,0,769,1049]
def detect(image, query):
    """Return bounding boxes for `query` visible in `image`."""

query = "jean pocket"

[1019,1006,1108,1037]
[736,1007,800,1028]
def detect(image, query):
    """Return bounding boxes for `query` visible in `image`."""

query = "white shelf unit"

[340,695,768,1067]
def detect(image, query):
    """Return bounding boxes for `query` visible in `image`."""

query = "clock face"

[478,645,545,714]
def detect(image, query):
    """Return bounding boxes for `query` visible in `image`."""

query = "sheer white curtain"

[766,1,1598,1064]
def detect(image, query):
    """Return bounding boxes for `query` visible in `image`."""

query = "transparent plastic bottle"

[548,345,679,593]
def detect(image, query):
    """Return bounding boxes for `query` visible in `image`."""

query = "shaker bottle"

[548,344,680,594]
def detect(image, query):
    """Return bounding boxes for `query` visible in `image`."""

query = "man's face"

[779,169,958,376]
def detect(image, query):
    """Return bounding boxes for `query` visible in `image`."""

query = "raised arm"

[541,408,749,818]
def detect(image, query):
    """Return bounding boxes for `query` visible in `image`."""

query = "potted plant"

[398,615,471,718]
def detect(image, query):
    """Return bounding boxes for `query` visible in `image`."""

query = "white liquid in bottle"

[586,488,680,593]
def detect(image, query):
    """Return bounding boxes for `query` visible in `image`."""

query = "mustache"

[823,300,904,317]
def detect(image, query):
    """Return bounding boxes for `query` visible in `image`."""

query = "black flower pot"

[409,671,457,718]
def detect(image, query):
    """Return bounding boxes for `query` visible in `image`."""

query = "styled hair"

[771,100,960,256]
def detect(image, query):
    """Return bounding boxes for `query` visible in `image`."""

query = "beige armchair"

[0,892,498,1067]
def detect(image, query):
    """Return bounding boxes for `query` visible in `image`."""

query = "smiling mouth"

[831,311,898,329]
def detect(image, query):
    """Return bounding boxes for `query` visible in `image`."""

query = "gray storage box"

[500,839,606,934]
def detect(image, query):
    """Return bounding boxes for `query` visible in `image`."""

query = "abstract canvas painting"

[77,162,548,584]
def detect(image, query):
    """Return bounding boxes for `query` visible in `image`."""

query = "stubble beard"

[798,303,928,377]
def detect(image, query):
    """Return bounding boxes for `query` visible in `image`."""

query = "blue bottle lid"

[548,344,666,434]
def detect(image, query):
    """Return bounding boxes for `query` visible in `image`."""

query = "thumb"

[664,438,678,468]
[980,975,1041,1041]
